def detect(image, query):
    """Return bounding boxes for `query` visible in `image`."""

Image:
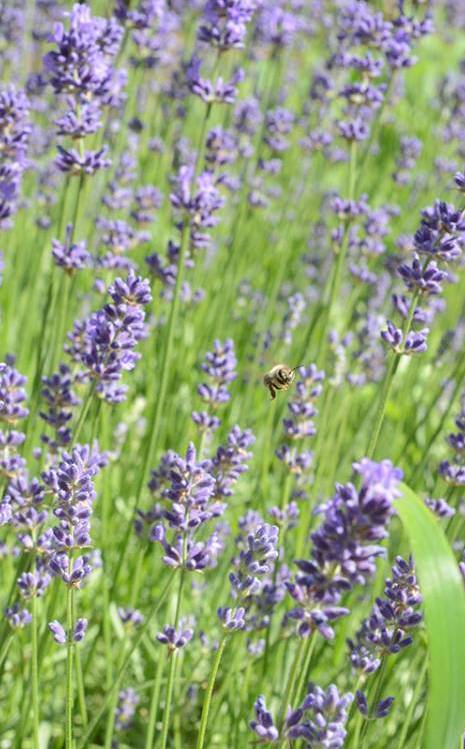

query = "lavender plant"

[0,2,465,749]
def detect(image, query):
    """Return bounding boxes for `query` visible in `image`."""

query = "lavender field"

[2,1,465,747]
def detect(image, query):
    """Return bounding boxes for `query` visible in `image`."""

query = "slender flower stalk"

[65,578,75,749]
[160,570,185,749]
[196,634,229,749]
[31,595,40,749]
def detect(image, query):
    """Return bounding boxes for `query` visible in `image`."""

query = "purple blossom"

[0,362,28,424]
[250,696,279,742]
[211,426,255,497]
[40,364,79,452]
[186,56,244,105]
[66,270,151,403]
[157,622,194,651]
[286,459,402,640]
[55,145,111,176]
[196,339,237,411]
[52,225,91,273]
[18,569,51,599]
[5,603,32,629]
[348,556,422,673]
[150,444,223,571]
[115,688,139,731]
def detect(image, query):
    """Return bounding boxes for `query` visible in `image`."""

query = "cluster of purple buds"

[49,617,88,644]
[219,522,279,632]
[382,199,465,356]
[150,443,225,572]
[0,362,28,483]
[276,365,324,481]
[131,185,163,225]
[186,56,244,107]
[192,339,237,439]
[0,429,26,481]
[393,136,422,185]
[52,224,92,274]
[5,603,32,629]
[250,684,353,747]
[170,164,224,250]
[115,687,140,731]
[286,459,403,641]
[348,556,422,675]
[42,443,107,586]
[0,85,31,229]
[18,568,51,599]
[66,270,151,403]
[157,621,194,652]
[198,0,257,52]
[210,426,255,498]
[0,362,28,425]
[4,475,47,546]
[118,607,144,629]
[355,691,394,719]
[43,3,124,174]
[424,496,455,518]
[280,292,306,345]
[439,395,465,486]
[40,364,79,452]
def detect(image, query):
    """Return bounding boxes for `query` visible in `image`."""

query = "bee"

[263,364,303,400]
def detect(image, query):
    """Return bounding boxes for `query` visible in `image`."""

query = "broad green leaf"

[395,483,465,749]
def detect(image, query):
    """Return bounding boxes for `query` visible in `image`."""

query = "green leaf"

[395,483,465,749]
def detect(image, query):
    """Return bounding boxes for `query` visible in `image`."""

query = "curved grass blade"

[395,483,465,749]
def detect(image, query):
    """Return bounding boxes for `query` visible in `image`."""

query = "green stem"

[77,571,176,749]
[277,638,307,742]
[358,657,387,747]
[196,635,229,749]
[366,283,422,460]
[260,401,276,500]
[365,352,400,460]
[316,140,357,365]
[144,647,167,749]
[75,648,88,729]
[160,569,186,749]
[292,633,317,708]
[396,655,428,749]
[31,596,40,749]
[73,383,96,445]
[66,585,75,749]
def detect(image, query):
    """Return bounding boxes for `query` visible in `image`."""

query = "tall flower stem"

[196,634,229,749]
[358,656,388,747]
[292,632,317,708]
[366,284,422,460]
[144,647,167,749]
[277,637,307,742]
[110,101,214,594]
[31,595,40,749]
[160,568,186,749]
[66,582,75,749]
[78,571,176,749]
[314,140,357,366]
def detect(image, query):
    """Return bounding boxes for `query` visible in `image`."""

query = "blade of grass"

[395,483,465,749]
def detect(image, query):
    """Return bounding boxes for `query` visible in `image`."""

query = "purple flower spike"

[115,687,139,731]
[157,622,194,651]
[250,696,279,743]
[52,225,91,274]
[286,459,402,640]
[49,620,67,644]
[5,604,32,629]
[217,606,246,631]
[73,618,88,642]
[0,362,28,424]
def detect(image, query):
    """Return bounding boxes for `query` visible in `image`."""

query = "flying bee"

[263,364,303,400]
